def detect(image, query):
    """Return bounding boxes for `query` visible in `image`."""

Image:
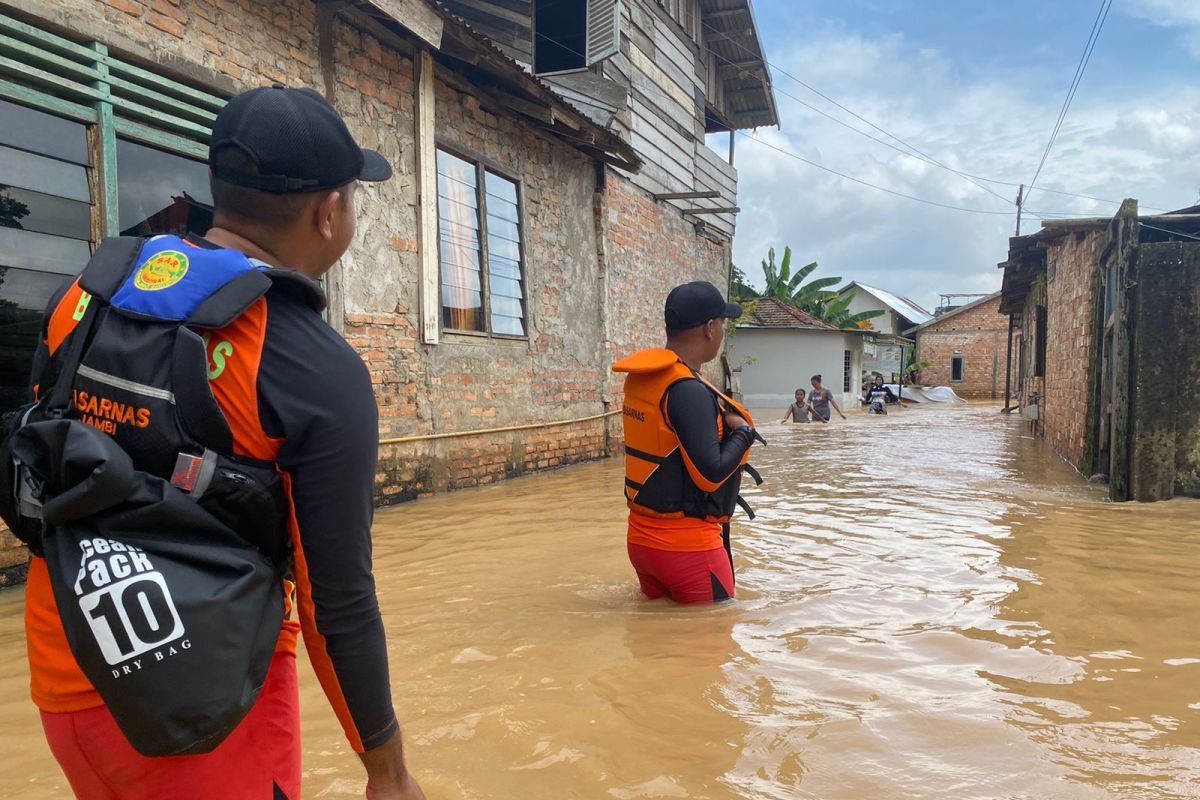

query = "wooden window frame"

[951,355,965,382]
[0,11,223,241]
[434,141,529,341]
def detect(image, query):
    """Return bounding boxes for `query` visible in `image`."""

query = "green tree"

[754,246,884,329]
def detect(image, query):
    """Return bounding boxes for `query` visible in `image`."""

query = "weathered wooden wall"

[1131,241,1200,500]
[439,0,739,238]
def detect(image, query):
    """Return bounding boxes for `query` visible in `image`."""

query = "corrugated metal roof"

[699,0,778,130]
[841,282,933,325]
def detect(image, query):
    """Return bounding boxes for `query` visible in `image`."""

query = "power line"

[1026,0,1113,195]
[736,132,1014,215]
[699,12,1169,213]
[702,44,1015,201]
[1139,222,1200,241]
[529,25,1150,221]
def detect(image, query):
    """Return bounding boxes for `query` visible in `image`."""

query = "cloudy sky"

[718,0,1200,313]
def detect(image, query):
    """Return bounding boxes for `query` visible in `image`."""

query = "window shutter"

[586,0,621,65]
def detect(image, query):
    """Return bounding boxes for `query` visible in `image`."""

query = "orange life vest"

[612,348,759,524]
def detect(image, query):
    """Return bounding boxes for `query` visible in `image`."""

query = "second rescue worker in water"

[613,282,763,603]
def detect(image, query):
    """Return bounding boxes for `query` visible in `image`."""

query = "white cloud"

[1127,0,1200,56]
[729,27,1200,312]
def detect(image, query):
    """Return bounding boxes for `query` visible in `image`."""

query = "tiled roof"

[743,297,837,329]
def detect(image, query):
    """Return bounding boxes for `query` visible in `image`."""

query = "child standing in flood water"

[780,388,810,423]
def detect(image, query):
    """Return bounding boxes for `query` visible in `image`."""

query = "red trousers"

[628,541,735,603]
[41,651,300,800]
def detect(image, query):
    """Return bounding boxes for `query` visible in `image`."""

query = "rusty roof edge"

[392,0,643,171]
[740,0,779,129]
[700,0,780,130]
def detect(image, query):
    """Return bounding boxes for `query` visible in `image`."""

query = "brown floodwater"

[1,404,1199,799]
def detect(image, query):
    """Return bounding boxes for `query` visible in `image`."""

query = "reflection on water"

[0,405,1198,798]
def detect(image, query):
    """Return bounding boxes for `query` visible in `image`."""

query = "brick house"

[999,200,1200,501]
[908,291,1011,400]
[0,0,778,582]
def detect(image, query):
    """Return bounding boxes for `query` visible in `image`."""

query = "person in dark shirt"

[28,86,424,800]
[863,375,898,414]
[615,282,759,604]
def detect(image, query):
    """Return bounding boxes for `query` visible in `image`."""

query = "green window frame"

[0,11,228,414]
[0,10,224,238]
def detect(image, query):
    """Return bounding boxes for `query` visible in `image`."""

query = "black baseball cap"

[209,84,392,193]
[664,281,742,330]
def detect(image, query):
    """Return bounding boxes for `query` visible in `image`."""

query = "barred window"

[0,11,224,413]
[436,148,527,338]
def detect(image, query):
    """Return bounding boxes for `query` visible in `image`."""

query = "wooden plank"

[0,76,95,121]
[628,39,693,110]
[0,33,100,82]
[106,74,217,125]
[113,117,208,159]
[630,87,692,145]
[544,70,628,110]
[416,49,440,345]
[361,0,444,48]
[653,190,718,200]
[90,42,119,237]
[652,15,702,91]
[681,206,738,214]
[103,55,225,110]
[0,53,101,101]
[628,117,692,187]
[0,11,97,62]
[110,94,213,138]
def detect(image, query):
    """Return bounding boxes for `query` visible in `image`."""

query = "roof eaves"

[359,0,643,172]
[906,291,1001,333]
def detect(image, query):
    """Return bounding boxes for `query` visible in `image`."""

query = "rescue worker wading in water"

[613,282,763,603]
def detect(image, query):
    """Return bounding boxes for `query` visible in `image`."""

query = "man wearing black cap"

[612,281,761,604]
[26,85,423,799]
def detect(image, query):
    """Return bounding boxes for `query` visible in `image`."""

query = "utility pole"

[1015,183,1025,236]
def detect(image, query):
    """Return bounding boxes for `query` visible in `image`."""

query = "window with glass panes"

[0,11,224,414]
[435,148,527,337]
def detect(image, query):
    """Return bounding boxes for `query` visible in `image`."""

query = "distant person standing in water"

[808,374,846,423]
[863,374,899,414]
[780,388,810,423]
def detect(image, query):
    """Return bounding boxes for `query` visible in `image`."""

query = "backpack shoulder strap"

[78,236,146,302]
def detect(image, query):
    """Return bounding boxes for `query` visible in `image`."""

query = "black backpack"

[0,235,293,756]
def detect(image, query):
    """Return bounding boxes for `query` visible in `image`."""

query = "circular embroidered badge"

[133,250,190,291]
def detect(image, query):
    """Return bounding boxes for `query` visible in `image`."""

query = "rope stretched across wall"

[378,410,621,445]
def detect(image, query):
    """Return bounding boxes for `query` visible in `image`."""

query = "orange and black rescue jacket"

[613,348,761,524]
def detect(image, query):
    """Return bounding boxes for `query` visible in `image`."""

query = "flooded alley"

[2,405,1199,799]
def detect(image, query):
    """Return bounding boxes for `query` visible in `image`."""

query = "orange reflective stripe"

[676,440,725,493]
[203,297,281,461]
[45,278,87,356]
[282,471,365,752]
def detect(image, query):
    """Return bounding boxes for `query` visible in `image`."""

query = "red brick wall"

[915,297,1010,399]
[600,175,730,397]
[1042,232,1102,468]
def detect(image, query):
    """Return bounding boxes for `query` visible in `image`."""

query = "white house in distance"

[729,298,864,411]
[837,281,932,334]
